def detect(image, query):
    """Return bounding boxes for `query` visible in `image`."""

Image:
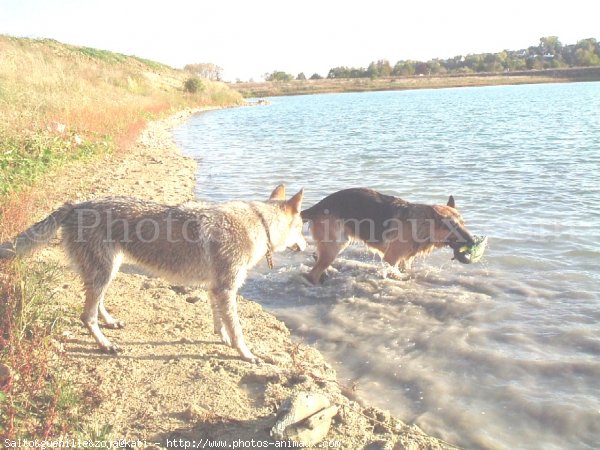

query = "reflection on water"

[174,83,600,450]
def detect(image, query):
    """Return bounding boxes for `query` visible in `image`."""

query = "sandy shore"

[36,108,457,449]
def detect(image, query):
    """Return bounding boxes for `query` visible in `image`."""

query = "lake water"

[173,83,600,450]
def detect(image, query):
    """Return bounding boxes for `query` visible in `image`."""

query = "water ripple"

[174,82,600,450]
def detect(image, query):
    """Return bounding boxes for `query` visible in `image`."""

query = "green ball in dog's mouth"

[453,235,488,264]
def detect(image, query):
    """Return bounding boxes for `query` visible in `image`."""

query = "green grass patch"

[0,129,112,196]
[131,56,171,70]
[77,47,128,64]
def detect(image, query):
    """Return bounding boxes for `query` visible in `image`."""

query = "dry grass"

[0,258,74,438]
[0,34,243,439]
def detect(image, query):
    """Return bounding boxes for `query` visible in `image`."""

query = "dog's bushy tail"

[0,203,75,260]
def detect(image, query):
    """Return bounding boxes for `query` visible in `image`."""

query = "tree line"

[264,37,600,81]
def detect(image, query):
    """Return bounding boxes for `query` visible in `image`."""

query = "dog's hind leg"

[383,240,413,280]
[210,287,257,363]
[97,253,125,329]
[79,255,120,353]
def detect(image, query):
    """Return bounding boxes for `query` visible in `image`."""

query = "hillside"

[0,34,243,196]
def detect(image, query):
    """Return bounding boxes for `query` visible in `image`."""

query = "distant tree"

[378,59,392,77]
[456,66,474,74]
[414,61,429,75]
[481,53,504,72]
[496,51,509,70]
[443,55,465,72]
[573,38,600,66]
[392,60,416,76]
[550,57,567,68]
[296,72,306,80]
[350,67,368,77]
[184,63,223,81]
[526,56,545,70]
[539,36,562,57]
[427,59,446,75]
[327,66,368,78]
[464,54,485,72]
[309,73,323,80]
[366,62,379,78]
[365,60,392,78]
[264,70,294,81]
[574,48,600,66]
[328,66,350,78]
[506,54,527,71]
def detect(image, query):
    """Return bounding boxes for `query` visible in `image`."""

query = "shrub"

[184,77,204,93]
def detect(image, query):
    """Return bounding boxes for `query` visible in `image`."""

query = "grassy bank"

[0,35,243,196]
[232,66,600,97]
[0,35,243,438]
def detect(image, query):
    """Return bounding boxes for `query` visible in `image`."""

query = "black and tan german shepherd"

[301,188,478,284]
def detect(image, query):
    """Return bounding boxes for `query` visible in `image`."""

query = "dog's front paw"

[300,273,317,286]
[99,343,119,354]
[301,273,327,285]
[104,320,126,329]
[242,354,263,365]
[237,347,262,364]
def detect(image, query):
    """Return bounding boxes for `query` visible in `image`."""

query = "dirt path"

[36,108,457,449]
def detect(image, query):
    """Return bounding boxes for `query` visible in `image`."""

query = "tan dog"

[0,185,305,362]
[301,188,476,284]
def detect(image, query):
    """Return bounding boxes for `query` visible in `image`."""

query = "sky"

[1,0,599,82]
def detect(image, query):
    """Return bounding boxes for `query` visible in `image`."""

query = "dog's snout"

[449,222,475,247]
[463,231,475,247]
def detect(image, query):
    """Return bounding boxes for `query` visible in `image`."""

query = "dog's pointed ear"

[269,184,286,201]
[286,188,304,214]
[447,195,456,209]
